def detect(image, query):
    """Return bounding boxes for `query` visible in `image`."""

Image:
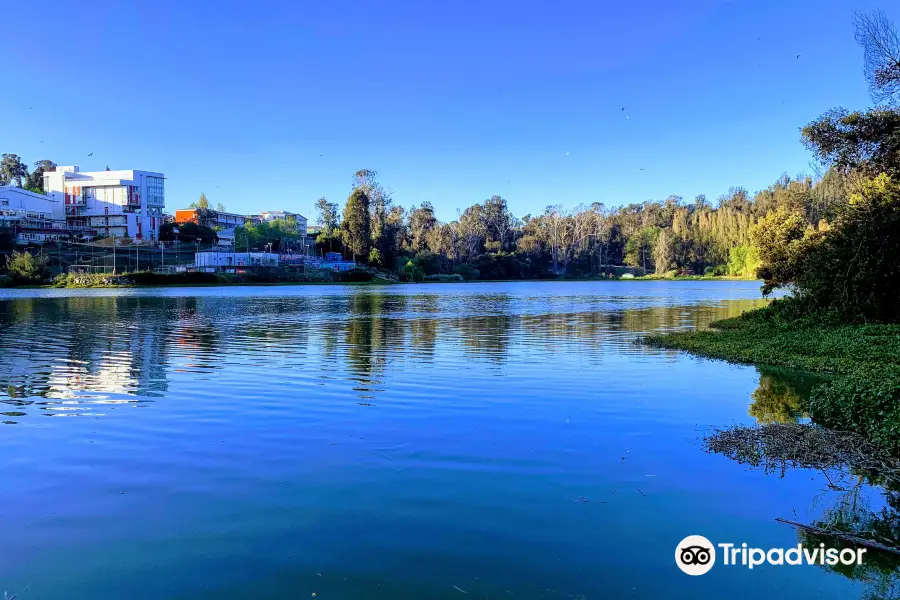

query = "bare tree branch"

[854,9,900,105]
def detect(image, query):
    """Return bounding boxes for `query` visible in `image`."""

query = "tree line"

[314,167,851,281]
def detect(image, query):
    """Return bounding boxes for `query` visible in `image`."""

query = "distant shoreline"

[5,275,759,290]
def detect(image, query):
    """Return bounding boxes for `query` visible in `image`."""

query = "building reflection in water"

[0,291,770,421]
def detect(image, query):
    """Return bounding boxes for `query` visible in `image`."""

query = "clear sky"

[3,1,896,222]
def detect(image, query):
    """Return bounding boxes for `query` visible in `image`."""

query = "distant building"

[255,210,308,237]
[216,227,236,246]
[0,186,94,243]
[43,166,165,240]
[174,208,257,230]
[177,208,309,253]
[194,251,278,269]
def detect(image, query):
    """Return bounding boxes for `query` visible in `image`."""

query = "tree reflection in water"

[713,366,900,599]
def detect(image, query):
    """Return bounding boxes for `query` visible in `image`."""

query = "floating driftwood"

[703,422,900,486]
[775,517,900,556]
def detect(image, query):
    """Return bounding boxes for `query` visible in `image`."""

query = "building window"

[146,176,165,206]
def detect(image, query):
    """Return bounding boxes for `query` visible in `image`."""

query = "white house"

[0,186,92,243]
[216,227,236,246]
[43,166,166,241]
[194,252,278,269]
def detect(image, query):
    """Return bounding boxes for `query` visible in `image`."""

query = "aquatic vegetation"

[645,300,900,454]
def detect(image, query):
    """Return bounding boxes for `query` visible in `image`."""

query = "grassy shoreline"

[644,301,900,454]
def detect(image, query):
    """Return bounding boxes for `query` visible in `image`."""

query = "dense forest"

[314,168,847,281]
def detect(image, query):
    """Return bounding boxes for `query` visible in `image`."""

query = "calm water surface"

[0,281,889,599]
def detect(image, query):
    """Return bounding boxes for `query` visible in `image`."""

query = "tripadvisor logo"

[676,535,716,575]
[675,535,867,575]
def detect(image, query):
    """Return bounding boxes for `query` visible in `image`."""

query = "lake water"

[0,281,891,599]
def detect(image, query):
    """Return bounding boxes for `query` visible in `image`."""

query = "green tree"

[235,220,300,251]
[0,154,28,187]
[653,228,675,274]
[794,174,900,322]
[750,208,812,295]
[625,226,659,272]
[483,195,513,251]
[367,247,383,268]
[802,107,900,177]
[352,169,399,266]
[24,160,56,192]
[190,193,210,209]
[407,201,437,254]
[727,244,761,278]
[341,188,371,261]
[314,196,342,253]
[5,251,50,284]
[216,202,226,212]
[159,222,218,245]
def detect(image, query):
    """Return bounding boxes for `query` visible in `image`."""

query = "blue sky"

[3,1,895,222]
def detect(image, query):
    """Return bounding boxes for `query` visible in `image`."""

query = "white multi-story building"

[0,185,95,243]
[43,166,166,241]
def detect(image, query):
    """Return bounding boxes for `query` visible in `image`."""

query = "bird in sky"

[566,152,570,156]
[639,168,645,171]
[88,152,93,156]
[626,116,630,120]
[621,107,625,111]
[796,54,801,59]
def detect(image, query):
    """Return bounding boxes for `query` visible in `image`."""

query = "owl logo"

[680,545,712,565]
[675,535,716,575]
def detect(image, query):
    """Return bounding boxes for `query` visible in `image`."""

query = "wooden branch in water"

[776,517,900,556]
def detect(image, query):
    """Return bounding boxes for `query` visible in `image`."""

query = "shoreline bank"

[644,303,900,455]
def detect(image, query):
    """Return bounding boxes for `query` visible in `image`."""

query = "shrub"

[423,273,463,282]
[452,263,480,281]
[5,251,50,285]
[474,252,525,280]
[400,261,425,282]
[367,248,383,268]
[52,273,126,288]
[808,370,900,455]
[410,252,445,276]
